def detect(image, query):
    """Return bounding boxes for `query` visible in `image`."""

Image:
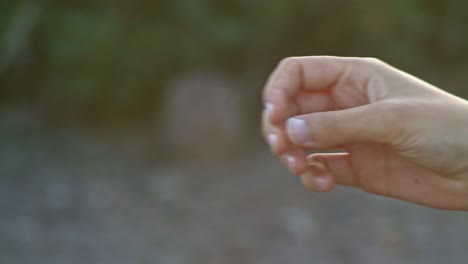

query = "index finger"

[262,56,349,106]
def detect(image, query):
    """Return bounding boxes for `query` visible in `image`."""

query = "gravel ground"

[1,114,468,264]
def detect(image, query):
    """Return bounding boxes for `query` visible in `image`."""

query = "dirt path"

[0,126,467,264]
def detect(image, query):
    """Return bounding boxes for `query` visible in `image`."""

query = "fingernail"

[287,155,296,171]
[302,173,329,192]
[287,118,312,145]
[313,176,329,191]
[309,162,330,191]
[265,103,274,112]
[268,134,278,149]
[265,103,274,119]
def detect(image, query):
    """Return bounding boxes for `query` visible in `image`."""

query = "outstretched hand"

[262,56,468,210]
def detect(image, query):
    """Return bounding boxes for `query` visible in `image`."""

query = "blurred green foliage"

[1,0,468,123]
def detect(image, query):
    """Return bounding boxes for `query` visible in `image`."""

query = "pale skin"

[262,56,468,211]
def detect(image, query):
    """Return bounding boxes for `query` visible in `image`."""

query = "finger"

[307,153,358,187]
[262,100,309,174]
[263,56,353,125]
[262,108,288,155]
[280,148,308,176]
[286,102,400,149]
[274,92,335,122]
[296,91,336,114]
[263,56,351,104]
[301,172,335,193]
[263,56,385,122]
[264,91,334,145]
[263,109,309,175]
[271,92,335,128]
[264,89,297,125]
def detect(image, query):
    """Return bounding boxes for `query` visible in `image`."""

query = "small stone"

[163,71,244,163]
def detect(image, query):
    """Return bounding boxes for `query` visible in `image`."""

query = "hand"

[262,56,468,210]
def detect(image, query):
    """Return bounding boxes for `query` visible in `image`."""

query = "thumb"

[286,102,400,148]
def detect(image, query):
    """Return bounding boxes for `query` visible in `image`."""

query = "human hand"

[262,56,468,210]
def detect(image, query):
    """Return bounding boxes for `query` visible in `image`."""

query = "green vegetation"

[1,0,468,122]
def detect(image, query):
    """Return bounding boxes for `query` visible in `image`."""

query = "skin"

[262,56,468,211]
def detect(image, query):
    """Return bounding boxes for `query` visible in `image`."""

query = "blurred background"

[1,0,468,263]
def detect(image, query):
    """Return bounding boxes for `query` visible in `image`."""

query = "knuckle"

[351,57,386,72]
[277,57,300,74]
[279,56,299,67]
[361,57,385,66]
[301,174,326,192]
[344,58,387,88]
